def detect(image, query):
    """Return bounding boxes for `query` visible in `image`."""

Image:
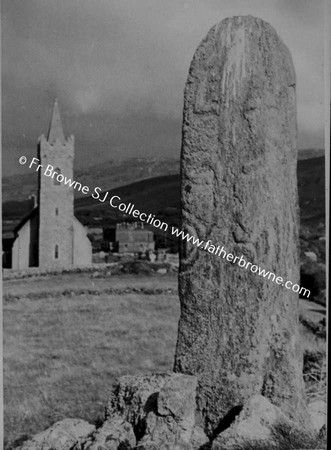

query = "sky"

[2,0,326,175]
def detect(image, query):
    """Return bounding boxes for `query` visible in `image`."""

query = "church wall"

[12,220,31,270]
[73,218,92,266]
[10,100,92,271]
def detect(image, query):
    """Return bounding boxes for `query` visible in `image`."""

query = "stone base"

[19,374,315,450]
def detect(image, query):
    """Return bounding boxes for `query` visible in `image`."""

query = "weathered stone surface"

[211,395,293,449]
[140,373,199,447]
[190,426,209,449]
[138,412,192,450]
[174,15,307,434]
[18,418,95,450]
[84,415,136,450]
[104,372,207,450]
[106,372,172,436]
[157,373,197,434]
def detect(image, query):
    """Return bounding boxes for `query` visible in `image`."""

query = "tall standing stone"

[174,16,307,435]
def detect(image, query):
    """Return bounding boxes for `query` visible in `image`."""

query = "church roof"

[47,98,66,144]
[13,206,39,234]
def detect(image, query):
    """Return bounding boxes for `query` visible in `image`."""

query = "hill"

[74,156,325,229]
[75,174,181,228]
[1,149,324,204]
[298,148,325,160]
[2,156,325,234]
[297,156,325,225]
[1,157,180,204]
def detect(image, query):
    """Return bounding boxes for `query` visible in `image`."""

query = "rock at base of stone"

[17,418,95,450]
[190,426,211,449]
[106,372,209,450]
[17,376,316,450]
[84,415,136,450]
[157,373,198,436]
[138,412,192,450]
[106,372,173,436]
[138,373,202,449]
[211,395,300,449]
[16,373,209,450]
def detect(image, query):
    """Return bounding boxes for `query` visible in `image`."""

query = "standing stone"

[174,16,307,435]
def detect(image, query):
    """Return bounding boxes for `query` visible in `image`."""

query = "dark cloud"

[2,0,325,175]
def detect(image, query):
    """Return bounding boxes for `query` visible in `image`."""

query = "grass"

[3,271,326,449]
[3,271,177,298]
[227,422,326,449]
[3,273,179,449]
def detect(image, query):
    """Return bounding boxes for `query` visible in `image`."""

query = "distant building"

[6,99,92,270]
[156,248,169,261]
[116,222,154,254]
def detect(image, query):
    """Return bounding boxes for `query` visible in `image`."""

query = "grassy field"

[3,273,180,449]
[3,271,326,449]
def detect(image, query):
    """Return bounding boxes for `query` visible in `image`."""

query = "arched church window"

[54,168,61,185]
[55,245,59,259]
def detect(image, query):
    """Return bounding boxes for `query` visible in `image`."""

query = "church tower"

[38,99,75,268]
[10,99,91,270]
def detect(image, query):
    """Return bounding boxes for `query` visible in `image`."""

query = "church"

[9,100,92,270]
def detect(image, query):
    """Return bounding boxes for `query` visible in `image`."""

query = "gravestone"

[174,16,307,435]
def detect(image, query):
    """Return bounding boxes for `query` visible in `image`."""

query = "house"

[116,222,154,254]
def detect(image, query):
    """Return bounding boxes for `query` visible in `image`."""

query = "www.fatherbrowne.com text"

[22,156,311,298]
[170,228,310,298]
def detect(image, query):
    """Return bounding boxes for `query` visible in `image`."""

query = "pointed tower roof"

[47,98,66,144]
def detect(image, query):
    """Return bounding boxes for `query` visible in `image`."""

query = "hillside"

[2,156,325,233]
[1,149,324,204]
[1,157,180,204]
[75,175,180,224]
[75,156,326,229]
[297,156,325,225]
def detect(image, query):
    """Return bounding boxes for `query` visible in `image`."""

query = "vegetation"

[3,273,179,449]
[2,156,326,448]
[231,422,326,449]
[3,269,326,449]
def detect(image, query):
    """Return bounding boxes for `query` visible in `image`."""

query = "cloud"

[2,0,325,176]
